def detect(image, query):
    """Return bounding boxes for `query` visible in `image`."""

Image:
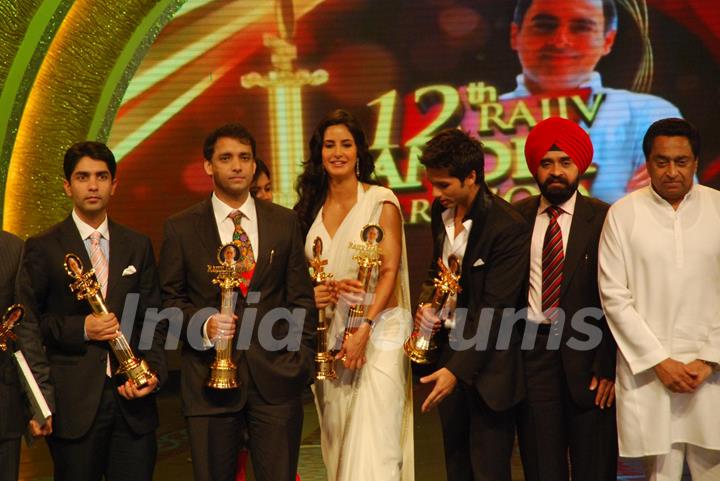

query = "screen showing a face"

[106,0,719,246]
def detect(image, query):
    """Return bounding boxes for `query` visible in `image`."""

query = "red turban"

[524,117,593,176]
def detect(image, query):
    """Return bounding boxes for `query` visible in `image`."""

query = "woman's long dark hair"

[294,109,378,235]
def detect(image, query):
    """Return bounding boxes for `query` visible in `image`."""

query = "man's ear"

[465,170,478,186]
[510,22,520,52]
[602,29,617,56]
[63,179,72,197]
[203,159,213,176]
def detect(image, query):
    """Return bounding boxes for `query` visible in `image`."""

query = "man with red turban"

[513,117,619,481]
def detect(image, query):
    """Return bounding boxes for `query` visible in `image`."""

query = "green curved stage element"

[88,0,185,142]
[3,0,186,237]
[0,0,72,225]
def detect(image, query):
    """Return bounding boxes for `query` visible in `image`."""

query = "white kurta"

[598,184,720,457]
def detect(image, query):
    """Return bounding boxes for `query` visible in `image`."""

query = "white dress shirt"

[527,192,577,323]
[211,192,258,255]
[73,210,110,262]
[440,207,472,329]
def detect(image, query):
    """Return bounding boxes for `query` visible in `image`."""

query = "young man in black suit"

[17,141,167,481]
[415,129,530,481]
[158,124,316,481]
[0,231,38,479]
[513,117,617,481]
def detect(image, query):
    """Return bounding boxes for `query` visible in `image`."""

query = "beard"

[539,176,579,205]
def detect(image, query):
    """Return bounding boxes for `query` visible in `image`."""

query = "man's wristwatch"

[363,318,375,330]
[701,360,719,372]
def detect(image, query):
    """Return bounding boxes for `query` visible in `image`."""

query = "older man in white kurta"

[599,118,720,481]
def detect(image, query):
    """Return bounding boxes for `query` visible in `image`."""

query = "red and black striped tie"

[542,206,564,322]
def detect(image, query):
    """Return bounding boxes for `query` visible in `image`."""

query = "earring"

[355,161,360,178]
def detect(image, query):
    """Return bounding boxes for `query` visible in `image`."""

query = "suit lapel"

[462,190,491,274]
[248,201,270,291]
[559,194,595,299]
[106,221,130,302]
[517,196,540,225]
[432,201,447,262]
[56,216,93,275]
[196,198,223,260]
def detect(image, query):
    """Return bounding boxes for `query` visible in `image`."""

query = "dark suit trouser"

[517,331,617,481]
[438,381,516,481]
[0,436,20,481]
[187,375,303,481]
[48,378,157,481]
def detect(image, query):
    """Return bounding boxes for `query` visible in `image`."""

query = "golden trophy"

[404,255,462,364]
[341,224,383,342]
[309,237,336,380]
[64,253,155,388]
[205,243,245,389]
[0,304,23,352]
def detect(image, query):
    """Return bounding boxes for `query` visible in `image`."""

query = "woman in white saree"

[294,110,414,481]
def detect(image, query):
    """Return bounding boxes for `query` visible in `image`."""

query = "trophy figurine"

[404,255,462,364]
[0,304,23,353]
[342,224,383,341]
[309,237,336,380]
[64,253,155,388]
[205,243,245,389]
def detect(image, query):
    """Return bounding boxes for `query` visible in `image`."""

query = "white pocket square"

[473,258,485,267]
[122,265,137,277]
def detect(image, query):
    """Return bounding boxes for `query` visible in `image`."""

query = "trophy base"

[207,361,239,390]
[119,358,155,389]
[315,354,337,381]
[404,335,438,365]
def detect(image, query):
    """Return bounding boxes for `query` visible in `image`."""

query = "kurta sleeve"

[698,313,720,363]
[698,198,720,364]
[598,206,669,375]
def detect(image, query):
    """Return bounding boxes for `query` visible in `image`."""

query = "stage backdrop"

[1,0,719,296]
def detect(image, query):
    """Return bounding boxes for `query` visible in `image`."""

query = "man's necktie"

[89,231,108,298]
[89,231,112,376]
[228,210,255,296]
[541,206,564,322]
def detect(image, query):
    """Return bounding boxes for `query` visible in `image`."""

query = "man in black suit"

[513,117,617,481]
[1,230,55,481]
[0,231,30,479]
[158,124,316,481]
[17,141,167,481]
[415,129,530,481]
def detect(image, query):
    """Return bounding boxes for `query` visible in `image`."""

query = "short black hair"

[253,157,271,182]
[419,129,485,185]
[203,123,256,161]
[63,141,117,180]
[642,118,701,160]
[513,0,618,34]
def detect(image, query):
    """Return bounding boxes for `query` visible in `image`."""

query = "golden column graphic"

[241,0,328,208]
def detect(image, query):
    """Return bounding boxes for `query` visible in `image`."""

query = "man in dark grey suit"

[513,117,617,481]
[159,124,316,481]
[17,141,167,481]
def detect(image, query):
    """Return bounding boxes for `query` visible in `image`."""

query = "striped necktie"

[89,231,108,298]
[541,206,564,322]
[89,230,112,377]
